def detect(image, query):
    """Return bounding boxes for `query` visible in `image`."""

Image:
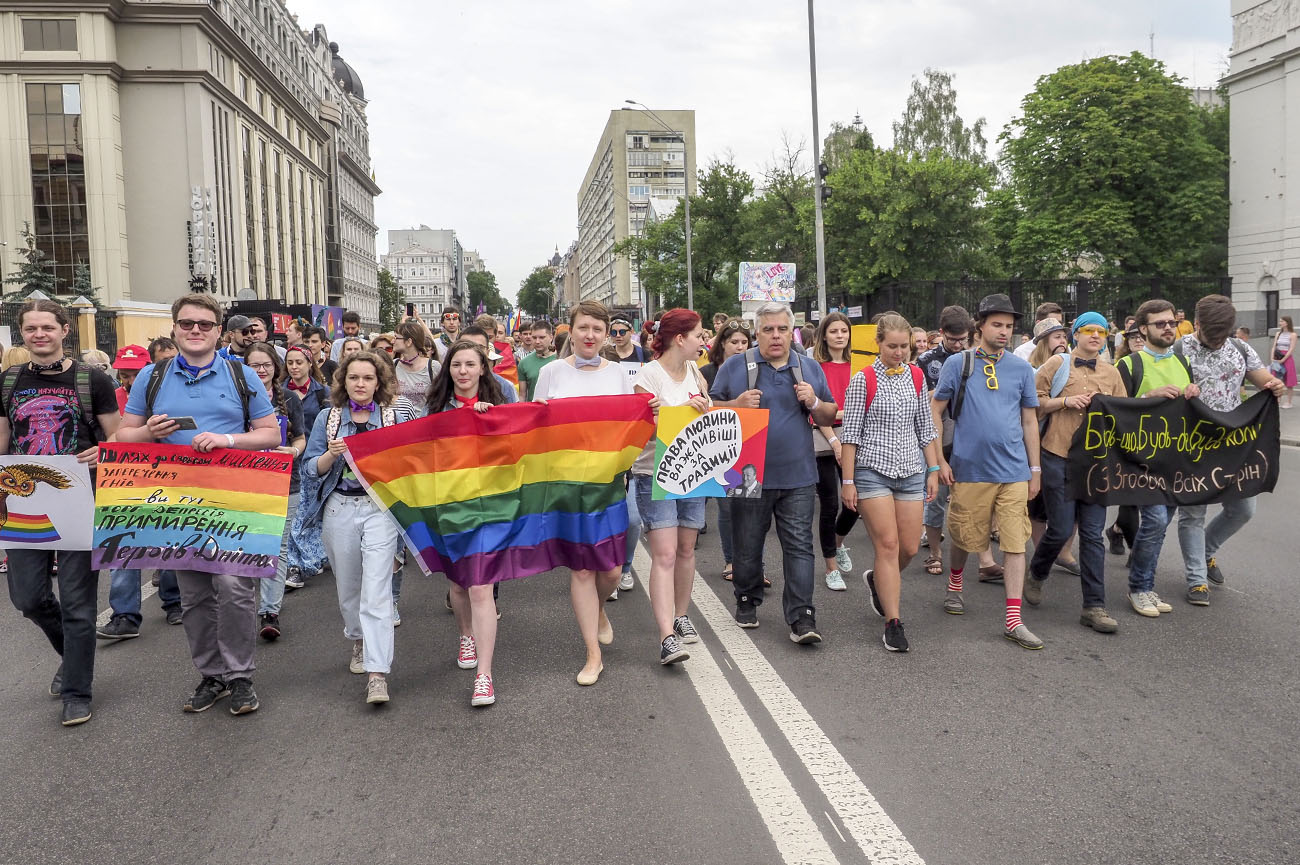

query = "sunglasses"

[1147,319,1178,330]
[442,313,461,321]
[1075,326,1108,337]
[610,328,630,336]
[176,319,218,332]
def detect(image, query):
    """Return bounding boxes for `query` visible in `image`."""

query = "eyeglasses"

[247,362,274,372]
[176,319,218,332]
[442,313,460,321]
[983,361,999,391]
[1076,325,1108,337]
[943,334,969,346]
[610,328,630,336]
[1148,319,1178,330]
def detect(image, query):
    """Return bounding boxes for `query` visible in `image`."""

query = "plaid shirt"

[839,360,938,479]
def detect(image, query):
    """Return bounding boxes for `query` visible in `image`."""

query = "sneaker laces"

[675,616,697,637]
[459,636,476,658]
[473,675,492,696]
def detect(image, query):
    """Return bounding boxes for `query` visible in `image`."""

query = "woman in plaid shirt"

[838,314,941,653]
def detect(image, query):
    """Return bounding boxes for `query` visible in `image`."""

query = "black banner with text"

[1066,392,1279,506]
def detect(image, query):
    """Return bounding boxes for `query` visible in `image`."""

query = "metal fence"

[95,310,119,356]
[0,301,80,355]
[797,276,1233,329]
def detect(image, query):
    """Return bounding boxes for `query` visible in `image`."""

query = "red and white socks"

[1005,598,1023,632]
[947,567,963,593]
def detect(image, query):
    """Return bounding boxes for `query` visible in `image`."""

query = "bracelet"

[927,465,940,473]
[1029,466,1041,473]
[225,434,235,449]
[841,479,854,486]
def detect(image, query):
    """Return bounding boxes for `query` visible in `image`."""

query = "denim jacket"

[298,399,415,527]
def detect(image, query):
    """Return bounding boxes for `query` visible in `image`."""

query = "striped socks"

[1005,598,1023,631]
[947,567,963,593]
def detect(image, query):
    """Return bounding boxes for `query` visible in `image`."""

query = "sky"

[289,0,1232,305]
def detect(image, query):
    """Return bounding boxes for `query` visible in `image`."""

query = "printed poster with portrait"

[652,406,769,500]
[0,456,94,550]
[738,262,796,302]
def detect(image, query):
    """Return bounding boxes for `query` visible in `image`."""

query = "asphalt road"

[2,449,1298,865]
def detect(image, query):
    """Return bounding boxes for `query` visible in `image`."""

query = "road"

[1,449,1297,865]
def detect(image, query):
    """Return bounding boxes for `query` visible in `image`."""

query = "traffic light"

[820,185,833,204]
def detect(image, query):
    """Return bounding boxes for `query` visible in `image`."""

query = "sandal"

[924,556,943,576]
[978,564,1005,583]
[722,564,733,581]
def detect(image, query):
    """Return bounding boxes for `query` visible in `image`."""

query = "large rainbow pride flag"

[344,394,655,587]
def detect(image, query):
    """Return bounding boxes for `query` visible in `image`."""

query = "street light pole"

[626,100,693,311]
[807,0,827,318]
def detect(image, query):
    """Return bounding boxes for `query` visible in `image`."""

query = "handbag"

[1274,349,1287,361]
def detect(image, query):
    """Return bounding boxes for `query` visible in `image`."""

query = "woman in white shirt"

[630,309,711,665]
[533,300,631,686]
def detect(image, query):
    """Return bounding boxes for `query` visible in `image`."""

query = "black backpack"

[143,357,253,432]
[1,361,106,444]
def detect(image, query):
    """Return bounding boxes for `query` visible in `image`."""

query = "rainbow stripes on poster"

[344,394,655,587]
[0,512,60,544]
[92,443,292,579]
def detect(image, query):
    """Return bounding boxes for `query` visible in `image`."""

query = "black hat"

[976,293,1022,320]
[225,314,253,332]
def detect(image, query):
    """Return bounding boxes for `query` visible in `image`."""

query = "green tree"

[467,270,507,316]
[892,68,989,163]
[517,265,556,318]
[822,115,875,171]
[747,142,816,300]
[997,52,1226,277]
[70,263,103,309]
[377,267,403,330]
[3,222,60,302]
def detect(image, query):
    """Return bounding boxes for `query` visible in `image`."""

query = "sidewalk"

[1282,400,1300,447]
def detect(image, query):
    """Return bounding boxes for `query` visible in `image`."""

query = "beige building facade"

[576,108,695,310]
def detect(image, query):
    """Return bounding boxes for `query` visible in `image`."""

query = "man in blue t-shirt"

[118,293,279,716]
[930,293,1044,650]
[711,302,836,643]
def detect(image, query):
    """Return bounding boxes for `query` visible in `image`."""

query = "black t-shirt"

[6,363,119,455]
[320,358,339,386]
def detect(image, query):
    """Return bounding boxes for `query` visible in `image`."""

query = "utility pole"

[808,0,827,318]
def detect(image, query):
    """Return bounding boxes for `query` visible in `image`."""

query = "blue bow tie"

[574,356,602,369]
[1074,358,1097,369]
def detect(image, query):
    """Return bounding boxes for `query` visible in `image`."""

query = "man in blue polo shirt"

[117,293,280,716]
[711,301,836,643]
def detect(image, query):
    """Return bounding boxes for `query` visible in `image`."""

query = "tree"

[3,222,59,302]
[892,68,988,164]
[747,139,816,299]
[467,270,507,316]
[996,52,1227,277]
[377,267,403,331]
[822,114,875,171]
[517,266,556,318]
[70,263,103,309]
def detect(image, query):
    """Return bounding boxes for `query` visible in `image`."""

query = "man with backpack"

[710,301,836,643]
[117,293,279,716]
[930,294,1044,649]
[1174,294,1284,606]
[1023,311,1126,633]
[0,300,120,726]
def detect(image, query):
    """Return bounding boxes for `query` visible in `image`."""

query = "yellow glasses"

[1076,325,1108,337]
[983,361,999,390]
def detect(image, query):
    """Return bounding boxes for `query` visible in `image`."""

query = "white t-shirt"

[632,359,710,475]
[394,356,441,417]
[532,357,629,401]
[1013,340,1036,362]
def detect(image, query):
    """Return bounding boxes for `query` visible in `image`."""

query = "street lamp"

[625,99,693,311]
[806,1,828,318]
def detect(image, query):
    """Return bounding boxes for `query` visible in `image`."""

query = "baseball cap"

[225,314,253,332]
[112,344,149,370]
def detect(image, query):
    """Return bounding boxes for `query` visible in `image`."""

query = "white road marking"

[826,811,848,844]
[96,577,158,627]
[631,546,839,865]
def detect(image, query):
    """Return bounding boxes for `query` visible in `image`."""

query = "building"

[463,248,485,275]
[386,225,466,309]
[380,242,454,319]
[554,239,579,318]
[577,108,695,310]
[1225,0,1298,333]
[0,1,380,347]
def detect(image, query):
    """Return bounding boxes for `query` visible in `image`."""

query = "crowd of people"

[1,287,1287,726]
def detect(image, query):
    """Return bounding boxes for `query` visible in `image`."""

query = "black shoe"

[1206,557,1225,586]
[165,606,184,626]
[789,614,822,644]
[49,663,63,698]
[259,613,281,641]
[284,566,305,590]
[865,569,884,618]
[60,700,92,727]
[228,677,259,715]
[659,634,689,665]
[1106,525,1126,556]
[883,619,909,653]
[734,597,758,629]
[96,614,140,640]
[183,676,230,713]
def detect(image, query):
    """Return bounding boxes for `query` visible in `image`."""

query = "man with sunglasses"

[220,314,254,361]
[931,294,1044,649]
[605,317,646,364]
[433,307,463,361]
[118,293,280,716]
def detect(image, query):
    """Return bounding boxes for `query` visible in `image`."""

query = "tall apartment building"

[555,239,579,318]
[463,248,485,275]
[577,108,695,309]
[0,0,381,343]
[386,226,467,308]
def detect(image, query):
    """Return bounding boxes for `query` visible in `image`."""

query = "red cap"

[112,344,149,370]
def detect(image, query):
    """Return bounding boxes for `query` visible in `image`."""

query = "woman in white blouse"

[533,300,631,686]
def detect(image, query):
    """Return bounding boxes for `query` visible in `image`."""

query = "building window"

[26,83,88,289]
[628,185,650,198]
[239,73,250,101]
[631,135,644,149]
[22,19,77,51]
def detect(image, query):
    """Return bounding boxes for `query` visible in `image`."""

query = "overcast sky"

[289,0,1231,305]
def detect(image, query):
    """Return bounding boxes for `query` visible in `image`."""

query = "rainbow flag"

[344,394,655,587]
[0,512,61,544]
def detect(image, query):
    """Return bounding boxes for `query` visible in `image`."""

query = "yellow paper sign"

[850,324,878,376]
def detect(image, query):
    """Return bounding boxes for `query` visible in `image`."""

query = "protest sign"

[850,324,879,377]
[0,456,93,550]
[652,406,769,500]
[1067,392,1279,506]
[92,442,292,578]
[739,262,796,302]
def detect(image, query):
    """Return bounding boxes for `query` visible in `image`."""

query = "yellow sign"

[850,324,878,376]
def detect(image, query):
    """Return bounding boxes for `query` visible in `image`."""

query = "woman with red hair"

[631,309,711,665]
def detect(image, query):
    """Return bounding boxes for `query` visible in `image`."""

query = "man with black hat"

[930,293,1045,649]
[220,314,253,361]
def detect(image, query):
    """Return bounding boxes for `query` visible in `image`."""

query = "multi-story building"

[0,0,380,346]
[463,248,485,276]
[380,242,453,319]
[577,108,695,310]
[386,225,466,309]
[555,239,579,319]
[1225,0,1298,333]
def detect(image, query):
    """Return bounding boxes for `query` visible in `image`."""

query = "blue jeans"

[717,497,734,564]
[109,568,180,625]
[1029,452,1107,607]
[622,476,641,574]
[7,549,98,702]
[923,482,950,528]
[731,484,817,625]
[259,496,298,615]
[1177,497,1257,588]
[1128,504,1175,594]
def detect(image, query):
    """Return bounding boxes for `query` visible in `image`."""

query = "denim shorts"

[633,474,707,532]
[854,465,926,502]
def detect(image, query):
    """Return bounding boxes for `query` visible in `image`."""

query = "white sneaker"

[1148,591,1172,614]
[824,570,847,591]
[834,545,853,572]
[618,571,635,592]
[1128,592,1159,617]
[607,588,619,602]
[349,641,365,674]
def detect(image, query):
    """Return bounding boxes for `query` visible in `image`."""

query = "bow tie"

[574,356,602,369]
[974,348,1003,362]
[28,360,66,373]
[883,366,908,376]
[1074,358,1097,370]
[348,399,376,413]
[287,380,309,395]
